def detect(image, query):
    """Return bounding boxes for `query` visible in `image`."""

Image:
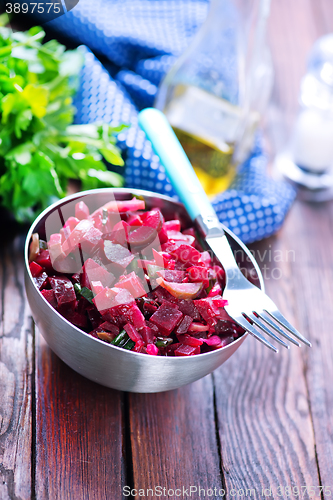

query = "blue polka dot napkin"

[46,0,296,244]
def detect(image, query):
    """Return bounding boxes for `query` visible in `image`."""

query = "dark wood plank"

[129,376,225,499]
[214,229,320,498]
[0,237,33,500]
[282,201,333,494]
[268,0,333,494]
[34,332,126,500]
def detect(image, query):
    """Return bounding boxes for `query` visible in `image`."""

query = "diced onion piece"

[29,233,39,262]
[156,277,203,299]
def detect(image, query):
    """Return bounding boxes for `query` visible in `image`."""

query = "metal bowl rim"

[24,187,264,361]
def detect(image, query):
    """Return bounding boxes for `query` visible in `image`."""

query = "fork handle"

[138,108,221,227]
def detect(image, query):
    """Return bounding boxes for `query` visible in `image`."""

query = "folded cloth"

[47,0,296,244]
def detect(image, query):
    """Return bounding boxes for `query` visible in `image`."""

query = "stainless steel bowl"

[24,188,264,393]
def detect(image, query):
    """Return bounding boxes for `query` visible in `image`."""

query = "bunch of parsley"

[0,22,126,223]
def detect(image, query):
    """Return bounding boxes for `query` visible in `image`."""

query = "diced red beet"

[125,303,146,329]
[170,244,201,265]
[215,308,234,322]
[199,251,211,266]
[215,320,240,338]
[156,269,186,283]
[127,212,143,227]
[64,216,80,231]
[41,289,57,308]
[71,273,81,284]
[90,212,114,234]
[80,225,103,253]
[187,266,209,288]
[49,276,76,307]
[60,217,80,241]
[33,272,48,290]
[62,219,94,256]
[127,226,157,250]
[201,335,222,346]
[147,344,158,355]
[111,288,135,306]
[141,208,163,231]
[104,301,144,330]
[99,321,119,336]
[91,281,104,295]
[124,323,142,342]
[194,298,222,327]
[177,334,203,347]
[175,315,193,334]
[93,287,118,312]
[86,306,102,329]
[218,336,235,348]
[174,344,198,356]
[150,300,183,335]
[75,201,90,220]
[163,220,181,232]
[167,230,195,246]
[136,259,156,270]
[177,299,201,320]
[115,271,147,298]
[141,326,156,344]
[152,249,171,268]
[81,258,115,289]
[133,340,145,353]
[29,261,43,278]
[112,220,130,246]
[90,199,145,225]
[158,225,169,244]
[208,283,222,297]
[48,233,64,263]
[145,320,159,334]
[101,198,145,214]
[213,265,226,282]
[63,310,88,329]
[211,297,228,308]
[35,249,53,272]
[104,240,134,269]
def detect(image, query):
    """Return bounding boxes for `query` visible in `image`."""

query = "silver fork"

[198,216,312,352]
[138,108,312,352]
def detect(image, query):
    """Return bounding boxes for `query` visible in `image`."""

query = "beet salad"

[28,196,245,356]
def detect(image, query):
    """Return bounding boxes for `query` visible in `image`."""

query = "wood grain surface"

[34,333,125,500]
[1,1,333,499]
[0,236,33,500]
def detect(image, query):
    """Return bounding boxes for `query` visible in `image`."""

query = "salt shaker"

[275,34,333,201]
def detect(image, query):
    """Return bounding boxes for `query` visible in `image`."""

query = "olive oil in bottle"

[163,85,259,197]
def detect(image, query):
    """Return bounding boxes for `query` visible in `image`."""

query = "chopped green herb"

[80,287,94,304]
[111,330,128,346]
[0,25,126,223]
[73,283,94,304]
[122,338,136,350]
[155,337,173,347]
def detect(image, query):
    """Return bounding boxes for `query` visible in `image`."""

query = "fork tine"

[265,310,312,347]
[247,313,290,349]
[235,316,278,353]
[256,311,300,347]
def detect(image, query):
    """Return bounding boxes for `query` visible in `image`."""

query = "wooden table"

[1,1,333,498]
